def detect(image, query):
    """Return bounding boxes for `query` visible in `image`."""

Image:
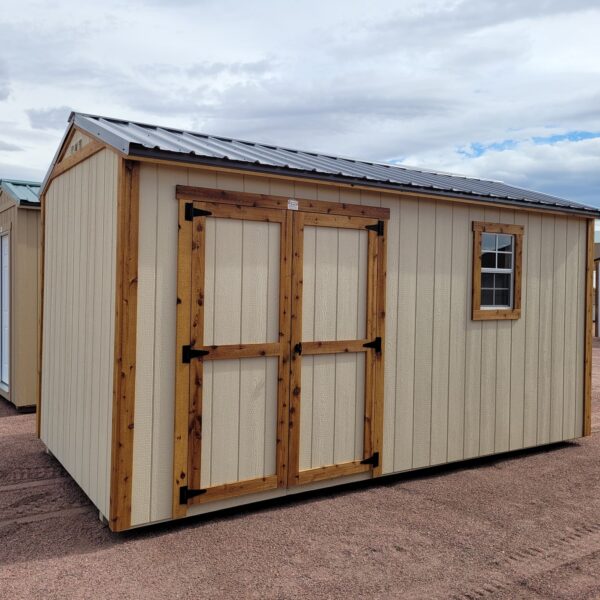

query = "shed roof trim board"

[0,179,41,206]
[52,112,600,217]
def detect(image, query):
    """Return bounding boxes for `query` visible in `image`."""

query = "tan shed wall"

[41,149,119,518]
[131,164,586,526]
[12,208,41,408]
[0,193,41,408]
[0,197,16,403]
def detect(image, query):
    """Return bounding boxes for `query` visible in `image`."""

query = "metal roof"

[0,179,41,206]
[68,112,600,217]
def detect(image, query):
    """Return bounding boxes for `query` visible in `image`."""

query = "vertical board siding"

[131,166,588,526]
[13,208,41,408]
[41,149,118,518]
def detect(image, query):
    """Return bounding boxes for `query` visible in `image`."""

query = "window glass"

[482,232,496,251]
[496,253,512,269]
[480,232,514,309]
[481,252,496,268]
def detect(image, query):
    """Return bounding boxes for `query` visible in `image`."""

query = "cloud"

[26,106,73,130]
[0,0,599,204]
[0,140,21,151]
[0,160,45,182]
[0,61,9,101]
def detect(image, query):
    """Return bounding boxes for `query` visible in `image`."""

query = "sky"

[1,0,599,207]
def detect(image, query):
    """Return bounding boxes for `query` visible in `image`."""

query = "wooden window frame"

[472,221,523,321]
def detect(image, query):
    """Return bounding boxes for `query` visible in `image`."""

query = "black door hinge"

[179,485,207,504]
[361,452,379,467]
[185,202,212,221]
[366,220,384,236]
[294,342,302,355]
[182,345,210,364]
[363,337,382,354]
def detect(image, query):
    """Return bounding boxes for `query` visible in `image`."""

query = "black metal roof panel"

[70,112,600,217]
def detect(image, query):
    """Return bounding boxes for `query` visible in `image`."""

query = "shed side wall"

[12,208,40,408]
[0,199,15,402]
[132,164,586,526]
[41,149,118,517]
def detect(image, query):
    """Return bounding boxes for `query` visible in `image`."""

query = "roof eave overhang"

[129,146,600,219]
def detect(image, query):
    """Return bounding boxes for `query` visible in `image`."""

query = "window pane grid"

[480,232,514,309]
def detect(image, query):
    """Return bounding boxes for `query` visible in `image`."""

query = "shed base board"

[125,438,584,531]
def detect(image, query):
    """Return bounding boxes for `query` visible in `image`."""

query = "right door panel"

[289,212,385,486]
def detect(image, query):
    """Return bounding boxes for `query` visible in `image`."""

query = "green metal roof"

[0,179,41,206]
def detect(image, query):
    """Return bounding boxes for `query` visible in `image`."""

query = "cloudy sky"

[1,0,599,206]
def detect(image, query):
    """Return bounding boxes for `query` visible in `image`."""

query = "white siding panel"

[447,206,469,462]
[509,212,528,450]
[430,203,452,465]
[494,209,514,454]
[41,149,117,518]
[381,196,399,474]
[563,219,579,439]
[464,207,484,459]
[480,208,500,456]
[393,199,418,472]
[537,217,555,444]
[550,218,567,442]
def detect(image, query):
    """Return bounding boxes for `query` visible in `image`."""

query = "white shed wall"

[131,164,587,526]
[41,149,118,518]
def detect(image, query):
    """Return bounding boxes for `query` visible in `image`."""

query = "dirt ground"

[1,348,600,600]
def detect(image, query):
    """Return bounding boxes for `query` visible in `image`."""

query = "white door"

[0,233,9,388]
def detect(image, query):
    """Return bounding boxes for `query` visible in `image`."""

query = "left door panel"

[174,200,291,515]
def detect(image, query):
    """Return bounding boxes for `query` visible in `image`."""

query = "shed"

[38,113,600,531]
[0,179,41,410]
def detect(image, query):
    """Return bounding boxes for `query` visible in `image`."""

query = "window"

[472,222,523,320]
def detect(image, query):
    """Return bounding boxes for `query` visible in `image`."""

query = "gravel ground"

[1,344,600,600]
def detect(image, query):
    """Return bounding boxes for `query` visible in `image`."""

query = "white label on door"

[287,199,299,211]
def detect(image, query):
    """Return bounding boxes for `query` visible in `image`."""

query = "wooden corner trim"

[109,160,140,532]
[36,193,46,438]
[583,218,594,436]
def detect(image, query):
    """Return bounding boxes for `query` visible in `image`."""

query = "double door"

[173,188,387,516]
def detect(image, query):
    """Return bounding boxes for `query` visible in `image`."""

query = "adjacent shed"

[0,179,41,409]
[38,113,600,531]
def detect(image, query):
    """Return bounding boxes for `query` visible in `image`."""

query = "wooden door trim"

[287,211,304,487]
[172,199,194,519]
[173,200,292,515]
[192,475,278,504]
[297,461,370,485]
[191,342,281,360]
[288,211,387,487]
[176,185,391,220]
[301,339,370,355]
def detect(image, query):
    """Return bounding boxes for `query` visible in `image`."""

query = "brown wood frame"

[176,185,390,220]
[583,218,594,436]
[109,160,140,531]
[288,211,387,487]
[36,192,45,437]
[472,221,524,321]
[172,199,292,516]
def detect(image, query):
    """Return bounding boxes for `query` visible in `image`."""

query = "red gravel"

[1,345,600,599]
